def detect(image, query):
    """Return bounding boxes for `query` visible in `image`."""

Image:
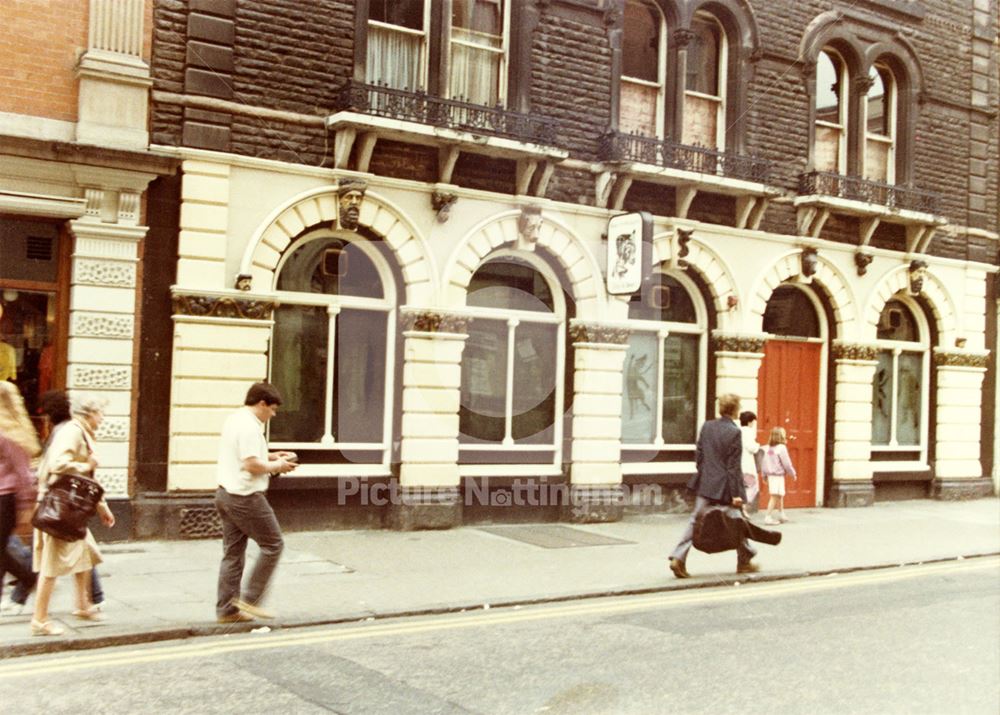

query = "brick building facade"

[133,0,997,535]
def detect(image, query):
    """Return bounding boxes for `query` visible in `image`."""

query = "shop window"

[621,273,705,448]
[620,0,666,137]
[460,256,564,454]
[814,49,847,173]
[872,298,927,451]
[682,13,726,149]
[268,235,395,463]
[864,64,896,183]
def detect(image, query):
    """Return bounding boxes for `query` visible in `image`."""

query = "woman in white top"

[738,411,760,509]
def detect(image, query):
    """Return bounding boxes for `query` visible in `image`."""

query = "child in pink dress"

[761,426,796,525]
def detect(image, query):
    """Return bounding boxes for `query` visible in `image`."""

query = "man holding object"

[215,382,297,623]
[668,393,758,578]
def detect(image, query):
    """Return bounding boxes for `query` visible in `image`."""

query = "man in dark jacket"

[668,393,758,577]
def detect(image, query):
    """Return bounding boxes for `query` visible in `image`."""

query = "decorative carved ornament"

[401,310,470,334]
[854,251,874,276]
[172,294,277,320]
[672,28,697,48]
[569,322,630,345]
[933,351,988,368]
[712,334,766,353]
[72,313,134,339]
[431,191,457,223]
[832,342,878,361]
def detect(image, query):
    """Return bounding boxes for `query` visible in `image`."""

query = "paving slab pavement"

[1,498,997,658]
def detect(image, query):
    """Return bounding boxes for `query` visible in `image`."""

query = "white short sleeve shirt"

[217,407,270,495]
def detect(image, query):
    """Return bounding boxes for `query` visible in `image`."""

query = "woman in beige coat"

[31,395,115,636]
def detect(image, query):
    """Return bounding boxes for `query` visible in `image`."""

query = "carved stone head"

[909,259,928,295]
[801,247,819,278]
[337,178,367,230]
[235,273,253,291]
[517,206,543,250]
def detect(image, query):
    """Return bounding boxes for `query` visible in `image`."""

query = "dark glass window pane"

[512,322,557,444]
[269,304,329,442]
[686,16,720,96]
[467,259,554,312]
[623,0,659,82]
[629,275,697,323]
[369,0,424,29]
[816,51,842,122]
[460,318,508,443]
[277,238,383,299]
[763,286,819,338]
[333,310,387,443]
[896,351,922,445]
[0,289,56,420]
[871,351,893,445]
[876,299,919,342]
[452,0,502,34]
[0,219,60,284]
[662,333,698,444]
[622,332,658,443]
[867,66,890,136]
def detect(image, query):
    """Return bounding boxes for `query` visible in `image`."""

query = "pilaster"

[177,160,231,289]
[932,350,993,499]
[829,342,879,507]
[711,332,766,413]
[565,321,629,523]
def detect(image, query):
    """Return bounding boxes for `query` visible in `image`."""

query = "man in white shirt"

[215,382,297,623]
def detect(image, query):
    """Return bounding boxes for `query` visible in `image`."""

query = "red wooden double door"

[756,340,822,509]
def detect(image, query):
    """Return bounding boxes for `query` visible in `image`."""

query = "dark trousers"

[215,487,284,617]
[670,495,757,565]
[0,494,35,597]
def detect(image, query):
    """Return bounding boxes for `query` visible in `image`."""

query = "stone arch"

[749,250,856,338]
[863,266,956,345]
[799,11,867,73]
[238,186,436,305]
[442,210,604,319]
[650,230,740,331]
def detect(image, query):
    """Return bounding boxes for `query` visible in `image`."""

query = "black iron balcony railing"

[599,131,771,183]
[332,81,561,147]
[798,171,941,215]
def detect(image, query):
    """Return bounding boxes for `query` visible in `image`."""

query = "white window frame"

[458,250,566,477]
[446,0,511,107]
[863,63,897,184]
[814,48,849,174]
[621,0,667,138]
[366,1,431,91]
[682,11,727,150]
[621,270,708,475]
[871,295,930,469]
[268,232,398,476]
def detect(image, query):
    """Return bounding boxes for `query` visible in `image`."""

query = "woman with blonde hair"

[30,393,115,636]
[761,426,797,525]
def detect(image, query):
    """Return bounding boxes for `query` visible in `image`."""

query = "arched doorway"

[758,284,825,508]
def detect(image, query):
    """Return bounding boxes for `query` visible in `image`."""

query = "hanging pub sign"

[606,211,652,295]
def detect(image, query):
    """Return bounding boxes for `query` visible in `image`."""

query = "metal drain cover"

[478,525,634,549]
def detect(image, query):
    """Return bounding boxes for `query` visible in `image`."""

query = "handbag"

[31,471,104,542]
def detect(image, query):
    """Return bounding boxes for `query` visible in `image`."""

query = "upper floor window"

[449,0,509,106]
[864,64,896,183]
[814,49,847,173]
[367,0,429,91]
[620,0,666,137]
[682,13,726,149]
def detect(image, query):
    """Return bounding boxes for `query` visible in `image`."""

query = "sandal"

[30,619,65,636]
[73,606,106,622]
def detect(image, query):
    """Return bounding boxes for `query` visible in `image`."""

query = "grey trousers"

[670,495,757,565]
[215,487,284,617]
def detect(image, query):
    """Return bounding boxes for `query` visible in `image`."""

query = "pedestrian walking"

[739,410,761,511]
[762,426,797,525]
[668,393,759,578]
[30,394,115,636]
[215,382,297,624]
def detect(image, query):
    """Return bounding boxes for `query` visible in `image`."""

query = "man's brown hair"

[717,393,741,419]
[245,381,283,407]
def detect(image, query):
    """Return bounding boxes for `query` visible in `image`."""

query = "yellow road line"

[1,557,994,678]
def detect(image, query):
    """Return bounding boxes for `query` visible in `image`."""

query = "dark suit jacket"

[687,417,747,503]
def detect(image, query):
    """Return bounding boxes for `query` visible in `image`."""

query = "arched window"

[814,49,848,173]
[621,272,706,451]
[449,0,510,106]
[682,13,727,149]
[872,298,928,458]
[268,234,397,469]
[620,0,666,137]
[864,63,896,183]
[459,254,565,470]
[367,0,429,91]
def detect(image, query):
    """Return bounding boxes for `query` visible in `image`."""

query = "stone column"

[828,342,878,507]
[390,310,469,530]
[711,333,766,414]
[68,204,147,506]
[565,322,629,523]
[931,350,993,499]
